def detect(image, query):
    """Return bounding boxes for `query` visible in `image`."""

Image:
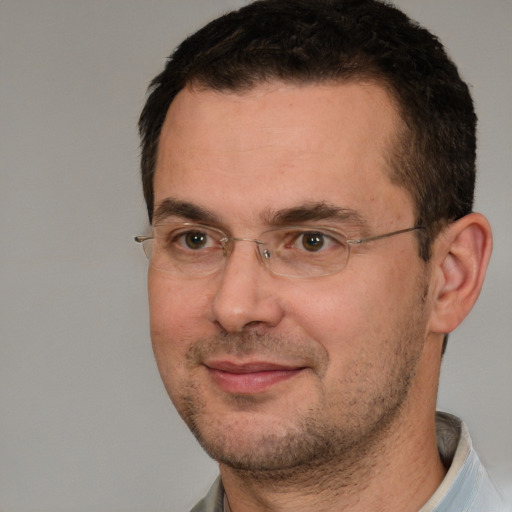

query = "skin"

[148,81,492,511]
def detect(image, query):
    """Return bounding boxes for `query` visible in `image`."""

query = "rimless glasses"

[134,222,424,278]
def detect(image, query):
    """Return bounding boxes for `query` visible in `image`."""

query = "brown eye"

[301,232,325,252]
[183,231,209,250]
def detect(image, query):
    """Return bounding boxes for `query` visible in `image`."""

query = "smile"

[204,361,306,394]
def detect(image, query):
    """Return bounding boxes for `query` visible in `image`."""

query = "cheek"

[289,256,423,358]
[148,271,214,362]
[290,267,378,334]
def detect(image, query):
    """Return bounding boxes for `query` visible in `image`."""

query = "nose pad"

[221,236,269,271]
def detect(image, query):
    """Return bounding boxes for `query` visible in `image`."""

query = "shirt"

[190,412,507,512]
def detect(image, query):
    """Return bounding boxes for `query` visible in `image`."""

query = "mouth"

[204,360,307,394]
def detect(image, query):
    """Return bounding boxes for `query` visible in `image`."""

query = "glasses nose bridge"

[220,235,267,263]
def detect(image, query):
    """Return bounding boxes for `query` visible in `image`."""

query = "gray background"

[1,1,510,510]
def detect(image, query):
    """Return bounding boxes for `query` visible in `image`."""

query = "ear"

[428,213,493,335]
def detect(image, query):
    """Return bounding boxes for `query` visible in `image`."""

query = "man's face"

[149,82,432,472]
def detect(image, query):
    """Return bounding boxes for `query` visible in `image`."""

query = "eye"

[182,231,209,250]
[273,229,344,254]
[176,229,216,250]
[279,228,346,254]
[154,225,222,252]
[300,232,326,252]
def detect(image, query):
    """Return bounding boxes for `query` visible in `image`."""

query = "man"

[135,1,506,510]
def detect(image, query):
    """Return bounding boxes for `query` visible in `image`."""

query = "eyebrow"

[153,198,368,232]
[153,198,220,225]
[263,202,369,230]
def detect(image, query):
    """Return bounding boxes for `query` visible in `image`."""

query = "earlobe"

[428,213,493,335]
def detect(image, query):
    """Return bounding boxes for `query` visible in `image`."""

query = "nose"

[210,241,285,333]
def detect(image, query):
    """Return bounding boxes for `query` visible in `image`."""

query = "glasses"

[134,223,424,278]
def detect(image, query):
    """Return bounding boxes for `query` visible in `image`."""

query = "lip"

[204,360,306,394]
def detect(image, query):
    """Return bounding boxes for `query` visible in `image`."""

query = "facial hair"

[169,280,430,485]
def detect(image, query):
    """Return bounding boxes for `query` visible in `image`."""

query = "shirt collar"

[419,411,471,511]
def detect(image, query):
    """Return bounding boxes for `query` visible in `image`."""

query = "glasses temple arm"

[347,226,425,245]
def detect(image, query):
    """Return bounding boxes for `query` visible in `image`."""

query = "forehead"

[154,81,413,229]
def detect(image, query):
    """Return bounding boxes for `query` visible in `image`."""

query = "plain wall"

[1,1,510,510]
